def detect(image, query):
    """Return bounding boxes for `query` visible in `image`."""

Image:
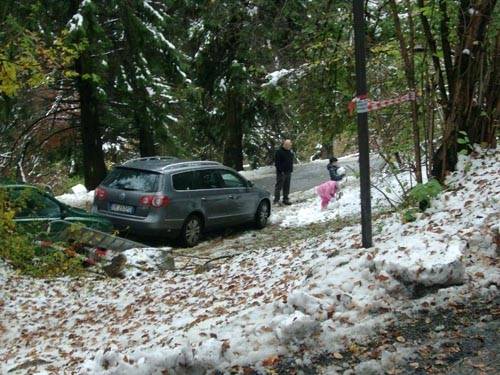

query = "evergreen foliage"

[0,0,498,185]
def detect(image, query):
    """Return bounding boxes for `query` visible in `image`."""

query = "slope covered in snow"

[0,148,498,374]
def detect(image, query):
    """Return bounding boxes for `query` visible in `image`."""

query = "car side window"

[10,188,61,218]
[195,169,224,189]
[172,171,194,190]
[219,170,246,188]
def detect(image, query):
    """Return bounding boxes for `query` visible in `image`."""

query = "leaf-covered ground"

[0,148,498,374]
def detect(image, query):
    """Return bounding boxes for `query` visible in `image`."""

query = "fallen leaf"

[327,305,335,319]
[333,352,343,359]
[375,274,390,282]
[471,363,486,369]
[262,355,280,367]
[369,349,381,359]
[396,336,406,343]
[221,340,230,353]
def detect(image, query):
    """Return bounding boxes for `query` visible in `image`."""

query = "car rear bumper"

[92,207,183,238]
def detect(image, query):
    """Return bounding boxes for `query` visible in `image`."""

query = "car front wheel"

[180,214,202,247]
[254,200,270,229]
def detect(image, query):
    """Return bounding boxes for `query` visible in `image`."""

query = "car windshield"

[101,168,160,192]
[4,187,61,218]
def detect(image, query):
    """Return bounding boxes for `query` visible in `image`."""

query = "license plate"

[109,203,134,214]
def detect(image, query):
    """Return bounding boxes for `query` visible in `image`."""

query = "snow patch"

[374,238,466,287]
[1,147,499,374]
[68,13,83,32]
[274,311,320,343]
[71,183,88,195]
[262,69,294,86]
[56,185,94,208]
[143,0,165,22]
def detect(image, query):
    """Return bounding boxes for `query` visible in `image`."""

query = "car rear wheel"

[180,214,202,247]
[254,200,270,229]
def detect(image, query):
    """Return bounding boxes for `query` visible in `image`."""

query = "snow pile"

[121,247,173,276]
[353,347,416,375]
[373,235,465,287]
[70,183,87,195]
[56,185,95,208]
[274,311,320,343]
[1,148,498,374]
[270,171,399,227]
[269,154,413,227]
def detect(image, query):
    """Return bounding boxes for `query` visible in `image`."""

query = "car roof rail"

[160,160,222,171]
[122,156,178,165]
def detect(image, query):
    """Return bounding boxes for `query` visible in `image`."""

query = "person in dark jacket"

[274,139,294,205]
[327,157,344,182]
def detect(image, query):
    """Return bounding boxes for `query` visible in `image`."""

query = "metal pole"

[353,0,373,248]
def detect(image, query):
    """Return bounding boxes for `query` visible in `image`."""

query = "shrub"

[0,189,86,277]
[407,179,443,211]
[402,208,419,223]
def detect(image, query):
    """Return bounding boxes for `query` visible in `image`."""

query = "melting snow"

[68,13,83,32]
[262,69,294,86]
[1,147,498,373]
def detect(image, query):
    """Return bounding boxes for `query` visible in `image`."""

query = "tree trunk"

[69,0,106,190]
[418,0,449,110]
[75,55,107,190]
[433,0,498,179]
[137,116,156,157]
[426,73,436,178]
[223,90,244,170]
[389,0,423,183]
[120,4,156,157]
[319,142,333,159]
[473,31,499,147]
[438,0,455,97]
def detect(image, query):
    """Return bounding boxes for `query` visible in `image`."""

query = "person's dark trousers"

[274,172,292,203]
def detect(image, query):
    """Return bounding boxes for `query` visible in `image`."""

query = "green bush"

[54,174,85,196]
[407,179,443,211]
[402,208,419,223]
[0,190,86,277]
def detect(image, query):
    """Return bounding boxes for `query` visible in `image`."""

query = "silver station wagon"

[92,157,271,246]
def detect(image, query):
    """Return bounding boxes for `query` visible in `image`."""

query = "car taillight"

[95,187,107,200]
[139,195,153,206]
[152,195,170,207]
[140,194,170,207]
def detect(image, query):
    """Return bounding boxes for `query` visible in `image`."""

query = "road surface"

[245,154,384,195]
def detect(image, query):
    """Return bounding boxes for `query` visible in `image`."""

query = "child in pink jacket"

[316,180,339,210]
